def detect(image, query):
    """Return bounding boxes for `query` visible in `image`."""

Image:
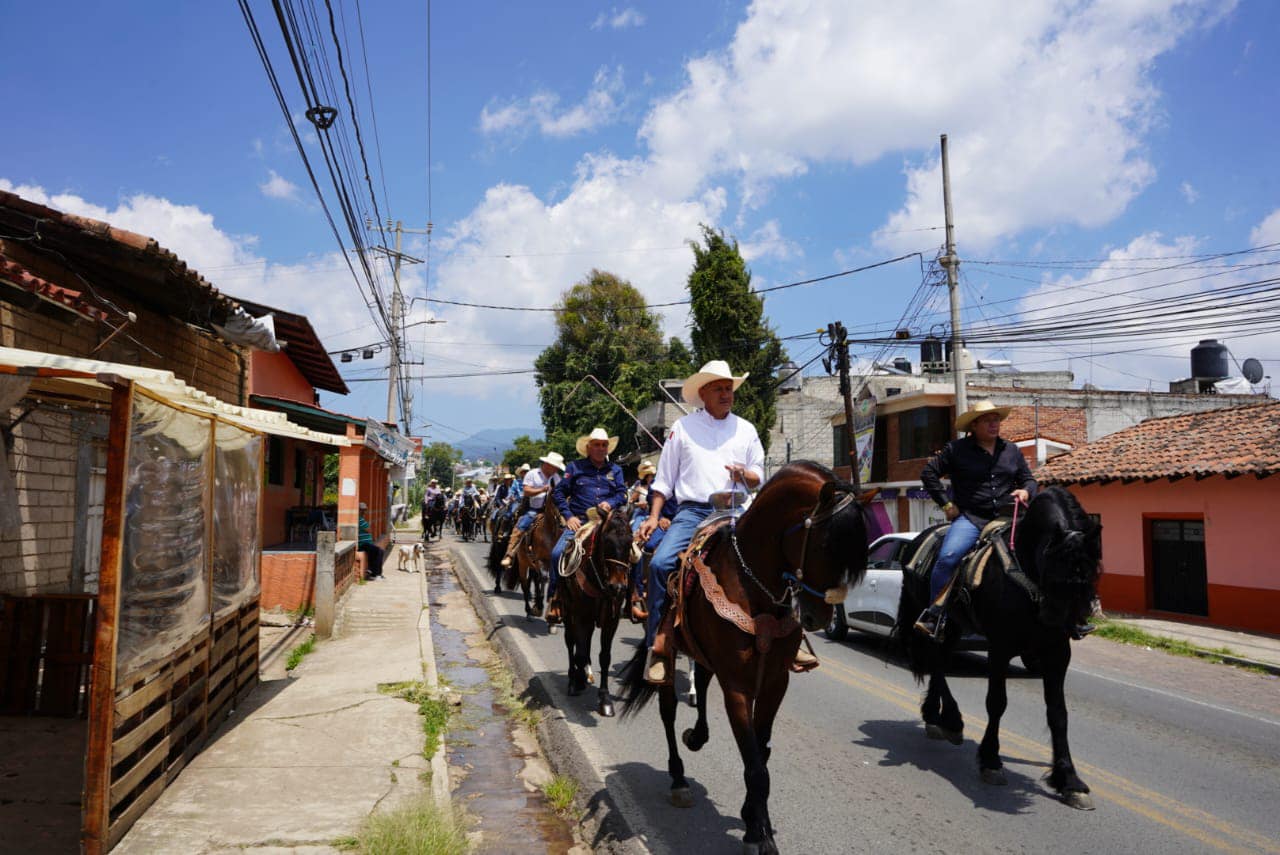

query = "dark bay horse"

[486,507,514,584]
[620,462,870,854]
[423,492,446,541]
[509,500,562,619]
[559,507,633,716]
[894,485,1102,809]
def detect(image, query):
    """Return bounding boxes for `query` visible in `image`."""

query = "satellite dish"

[1242,358,1265,384]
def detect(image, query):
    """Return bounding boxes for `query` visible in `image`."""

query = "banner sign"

[853,393,876,485]
[364,419,416,467]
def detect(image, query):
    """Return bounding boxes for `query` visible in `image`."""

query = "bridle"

[730,485,859,608]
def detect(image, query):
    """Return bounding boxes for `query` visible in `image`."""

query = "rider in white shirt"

[637,360,764,683]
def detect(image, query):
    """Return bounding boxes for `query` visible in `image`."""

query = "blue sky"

[3,1,1278,447]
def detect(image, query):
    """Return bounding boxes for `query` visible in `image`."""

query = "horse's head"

[743,462,871,632]
[1020,486,1102,630]
[594,507,634,598]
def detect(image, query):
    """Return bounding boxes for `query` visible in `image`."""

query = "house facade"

[1037,402,1280,635]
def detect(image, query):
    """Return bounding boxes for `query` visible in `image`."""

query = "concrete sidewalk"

[1106,613,1280,674]
[116,540,445,854]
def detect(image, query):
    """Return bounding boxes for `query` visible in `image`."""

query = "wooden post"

[82,380,133,854]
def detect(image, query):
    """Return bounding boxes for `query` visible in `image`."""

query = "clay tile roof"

[0,189,239,330]
[1036,401,1280,484]
[0,254,110,322]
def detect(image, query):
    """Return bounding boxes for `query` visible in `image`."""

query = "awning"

[0,346,350,447]
[250,394,365,435]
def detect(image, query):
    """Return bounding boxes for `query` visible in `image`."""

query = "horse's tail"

[617,643,657,718]
[894,560,938,684]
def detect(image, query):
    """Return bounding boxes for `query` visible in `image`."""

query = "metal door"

[1150,519,1208,616]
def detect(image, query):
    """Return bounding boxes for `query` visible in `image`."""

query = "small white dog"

[396,542,425,573]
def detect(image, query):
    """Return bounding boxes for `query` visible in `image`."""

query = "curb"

[417,562,453,808]
[1103,619,1280,676]
[448,545,651,855]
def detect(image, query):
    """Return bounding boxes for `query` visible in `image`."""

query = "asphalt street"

[447,534,1280,855]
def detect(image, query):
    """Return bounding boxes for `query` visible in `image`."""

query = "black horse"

[423,492,446,541]
[894,485,1102,809]
[487,507,515,588]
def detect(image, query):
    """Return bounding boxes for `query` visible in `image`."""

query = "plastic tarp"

[213,422,262,613]
[118,392,212,676]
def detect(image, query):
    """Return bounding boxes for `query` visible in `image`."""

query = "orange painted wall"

[1068,477,1280,634]
[250,350,315,404]
[336,423,390,548]
[260,438,329,546]
[260,552,318,611]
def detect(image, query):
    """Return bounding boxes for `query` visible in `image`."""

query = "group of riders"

[416,357,1092,686]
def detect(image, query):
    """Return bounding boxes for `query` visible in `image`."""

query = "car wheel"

[825,605,849,641]
[1020,653,1042,676]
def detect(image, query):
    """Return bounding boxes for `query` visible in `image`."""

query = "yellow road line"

[814,656,1278,854]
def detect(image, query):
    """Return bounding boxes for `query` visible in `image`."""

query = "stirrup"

[913,605,945,641]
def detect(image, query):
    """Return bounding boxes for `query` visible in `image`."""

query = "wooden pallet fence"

[235,599,260,704]
[0,594,97,716]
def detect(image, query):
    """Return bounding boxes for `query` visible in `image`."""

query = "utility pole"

[367,219,430,434]
[939,134,968,431]
[823,321,861,493]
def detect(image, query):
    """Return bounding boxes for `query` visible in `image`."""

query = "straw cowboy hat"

[516,463,531,474]
[575,427,619,456]
[955,399,1012,433]
[682,359,748,406]
[502,472,514,479]
[539,451,566,471]
[428,478,438,484]
[637,460,656,477]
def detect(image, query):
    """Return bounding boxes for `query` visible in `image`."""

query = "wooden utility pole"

[940,134,968,430]
[825,321,861,493]
[367,219,429,433]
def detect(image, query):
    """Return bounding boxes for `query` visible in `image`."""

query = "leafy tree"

[420,441,462,486]
[535,270,677,459]
[686,225,786,450]
[502,435,552,471]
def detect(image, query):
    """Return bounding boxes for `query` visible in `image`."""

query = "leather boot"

[913,605,945,641]
[645,648,670,684]
[500,532,523,568]
[544,593,562,625]
[791,637,819,672]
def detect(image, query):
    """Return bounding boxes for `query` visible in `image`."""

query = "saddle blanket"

[905,518,1015,591]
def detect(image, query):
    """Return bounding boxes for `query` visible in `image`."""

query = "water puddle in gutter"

[425,550,580,854]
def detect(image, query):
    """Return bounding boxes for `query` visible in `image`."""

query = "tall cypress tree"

[687,225,785,449]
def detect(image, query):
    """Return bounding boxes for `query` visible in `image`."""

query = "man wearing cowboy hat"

[500,452,566,568]
[915,399,1036,638]
[637,360,766,683]
[546,428,627,623]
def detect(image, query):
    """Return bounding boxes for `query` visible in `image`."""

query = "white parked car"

[827,531,987,652]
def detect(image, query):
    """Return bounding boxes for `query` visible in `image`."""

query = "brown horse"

[620,461,870,855]
[558,507,633,716]
[510,500,563,619]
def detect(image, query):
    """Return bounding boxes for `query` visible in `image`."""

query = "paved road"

[447,534,1280,855]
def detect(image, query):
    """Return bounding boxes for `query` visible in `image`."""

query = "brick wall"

[0,300,244,406]
[1001,405,1086,446]
[259,552,318,612]
[1,409,78,594]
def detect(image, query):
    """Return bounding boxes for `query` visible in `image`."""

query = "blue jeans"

[629,515,667,590]
[646,504,713,646]
[930,515,980,602]
[549,527,575,598]
[516,509,538,532]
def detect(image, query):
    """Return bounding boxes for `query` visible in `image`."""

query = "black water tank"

[1191,339,1229,380]
[892,357,912,373]
[921,336,943,365]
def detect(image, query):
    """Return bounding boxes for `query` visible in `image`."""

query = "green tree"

[686,225,786,449]
[535,270,674,459]
[420,441,462,486]
[502,435,552,471]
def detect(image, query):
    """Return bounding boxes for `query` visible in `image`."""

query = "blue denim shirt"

[554,458,627,520]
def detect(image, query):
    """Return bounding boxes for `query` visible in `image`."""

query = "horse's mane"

[1020,485,1103,589]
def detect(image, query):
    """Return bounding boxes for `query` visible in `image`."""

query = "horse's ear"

[858,488,880,506]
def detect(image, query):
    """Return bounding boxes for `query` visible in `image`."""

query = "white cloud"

[635,0,1230,248]
[739,219,801,263]
[480,66,625,139]
[591,7,645,30]
[259,169,301,201]
[1250,208,1280,247]
[1180,181,1200,204]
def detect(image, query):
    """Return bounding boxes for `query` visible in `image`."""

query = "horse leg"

[923,667,964,745]
[597,614,617,717]
[658,683,693,808]
[749,665,790,843]
[564,614,584,696]
[686,656,698,708]
[978,651,1011,784]
[1042,639,1093,809]
[723,688,774,853]
[682,661,713,751]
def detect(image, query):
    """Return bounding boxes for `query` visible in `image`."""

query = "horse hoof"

[686,692,697,708]
[549,625,559,635]
[925,723,963,745]
[980,768,1007,786]
[669,787,694,809]
[742,840,778,855]
[598,701,615,717]
[681,728,707,752]
[567,682,583,697]
[1063,791,1095,811]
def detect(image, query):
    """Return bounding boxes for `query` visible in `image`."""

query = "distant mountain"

[453,427,542,461]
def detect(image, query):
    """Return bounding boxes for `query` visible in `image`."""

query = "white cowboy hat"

[539,451,566,471]
[516,463,531,473]
[502,472,514,479]
[428,478,438,484]
[681,359,748,406]
[955,399,1012,433]
[575,427,619,456]
[637,460,656,477]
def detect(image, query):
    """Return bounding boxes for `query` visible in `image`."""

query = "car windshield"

[868,539,902,569]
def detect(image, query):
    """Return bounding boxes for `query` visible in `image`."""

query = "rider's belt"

[678,501,713,510]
